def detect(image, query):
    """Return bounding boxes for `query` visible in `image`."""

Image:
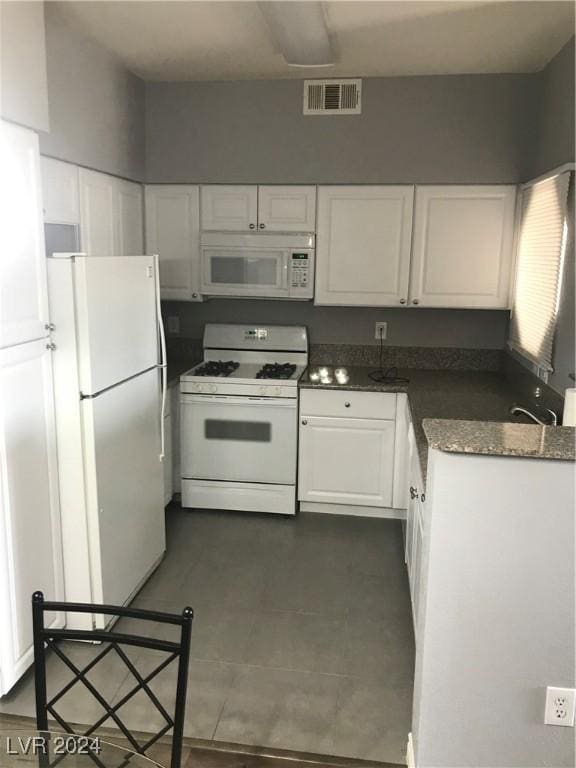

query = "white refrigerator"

[47,253,167,630]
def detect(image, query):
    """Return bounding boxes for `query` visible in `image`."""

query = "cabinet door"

[298,415,395,507]
[40,156,79,224]
[0,339,64,695]
[315,186,414,306]
[79,168,115,256]
[200,185,257,231]
[410,185,516,308]
[145,185,201,301]
[170,383,181,493]
[0,121,50,348]
[258,186,316,232]
[163,407,173,506]
[115,178,143,255]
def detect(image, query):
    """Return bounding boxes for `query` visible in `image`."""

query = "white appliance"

[46,253,167,630]
[180,324,308,515]
[200,232,315,299]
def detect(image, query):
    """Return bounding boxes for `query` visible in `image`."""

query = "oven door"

[181,395,297,484]
[201,246,289,297]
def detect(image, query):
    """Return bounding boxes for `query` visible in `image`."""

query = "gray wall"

[39,2,145,181]
[1,1,49,132]
[164,299,509,350]
[531,37,575,179]
[145,74,535,184]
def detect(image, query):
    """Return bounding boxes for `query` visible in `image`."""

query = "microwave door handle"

[282,253,289,289]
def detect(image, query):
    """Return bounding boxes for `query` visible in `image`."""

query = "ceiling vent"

[303,79,362,115]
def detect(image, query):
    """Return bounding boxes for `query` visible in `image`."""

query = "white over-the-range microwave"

[200,232,315,300]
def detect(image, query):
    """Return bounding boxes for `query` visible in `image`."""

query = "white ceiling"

[57,0,575,81]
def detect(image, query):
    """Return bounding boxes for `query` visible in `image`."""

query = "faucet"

[509,405,558,426]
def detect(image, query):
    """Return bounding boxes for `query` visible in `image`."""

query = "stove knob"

[259,386,268,396]
[274,387,281,396]
[209,384,218,394]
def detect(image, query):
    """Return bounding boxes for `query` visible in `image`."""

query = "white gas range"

[180,324,308,515]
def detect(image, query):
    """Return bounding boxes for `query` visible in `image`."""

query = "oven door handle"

[180,394,296,407]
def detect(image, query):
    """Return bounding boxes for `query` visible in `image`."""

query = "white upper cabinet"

[115,178,144,255]
[40,157,79,224]
[258,186,316,232]
[0,121,49,348]
[145,185,202,302]
[79,169,143,256]
[79,168,116,256]
[315,186,414,306]
[410,185,517,309]
[201,185,258,231]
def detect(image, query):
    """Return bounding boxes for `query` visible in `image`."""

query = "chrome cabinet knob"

[46,342,56,351]
[192,292,198,298]
[44,322,55,331]
[409,486,419,500]
[259,223,265,229]
[249,223,256,229]
[400,298,406,304]
[412,299,419,305]
[344,402,351,408]
[301,419,308,425]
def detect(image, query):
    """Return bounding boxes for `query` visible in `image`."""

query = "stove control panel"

[188,383,219,394]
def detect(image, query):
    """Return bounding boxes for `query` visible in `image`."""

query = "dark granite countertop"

[299,365,575,484]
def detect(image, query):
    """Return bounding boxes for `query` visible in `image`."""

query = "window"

[508,171,572,374]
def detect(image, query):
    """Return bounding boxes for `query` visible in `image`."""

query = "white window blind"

[508,171,571,371]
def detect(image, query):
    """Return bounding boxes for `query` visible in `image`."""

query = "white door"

[0,339,64,695]
[0,121,50,348]
[315,186,414,306]
[145,185,202,301]
[40,157,79,225]
[115,178,143,255]
[410,185,516,308]
[73,255,158,394]
[181,395,297,484]
[201,185,258,231]
[298,416,396,507]
[81,367,164,617]
[258,186,316,232]
[79,168,115,256]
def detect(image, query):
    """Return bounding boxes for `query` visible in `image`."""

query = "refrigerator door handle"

[154,254,167,461]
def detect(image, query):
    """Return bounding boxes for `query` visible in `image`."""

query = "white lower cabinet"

[405,420,426,634]
[298,390,399,512]
[163,388,173,506]
[0,339,64,695]
[163,382,181,505]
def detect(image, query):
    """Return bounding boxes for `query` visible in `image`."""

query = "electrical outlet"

[167,316,180,335]
[375,322,388,340]
[544,687,576,726]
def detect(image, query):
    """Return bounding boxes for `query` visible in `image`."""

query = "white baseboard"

[406,732,415,768]
[299,501,406,519]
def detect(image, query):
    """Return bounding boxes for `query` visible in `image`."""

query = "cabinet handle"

[301,419,308,425]
[421,493,426,503]
[400,298,406,305]
[192,292,198,298]
[46,342,56,352]
[249,223,256,229]
[344,402,350,408]
[412,299,419,305]
[409,486,419,500]
[44,322,55,331]
[259,223,265,229]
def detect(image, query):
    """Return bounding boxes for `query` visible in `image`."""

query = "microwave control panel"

[289,251,313,297]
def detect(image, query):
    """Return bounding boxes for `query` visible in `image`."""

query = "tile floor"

[0,505,414,764]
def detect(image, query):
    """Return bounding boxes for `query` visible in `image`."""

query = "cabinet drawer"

[300,389,397,420]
